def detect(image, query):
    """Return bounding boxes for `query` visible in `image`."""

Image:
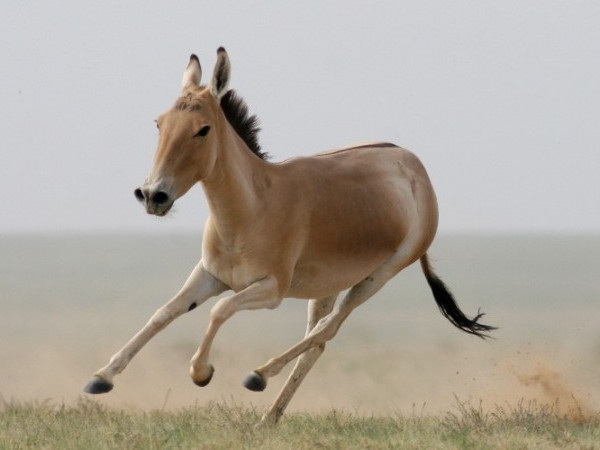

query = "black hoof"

[83,376,113,394]
[243,372,266,392]
[192,365,214,387]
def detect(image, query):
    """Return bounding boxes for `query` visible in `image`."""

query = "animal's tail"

[420,253,496,339]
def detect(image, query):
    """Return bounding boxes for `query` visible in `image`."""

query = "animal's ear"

[182,54,202,90]
[209,47,231,99]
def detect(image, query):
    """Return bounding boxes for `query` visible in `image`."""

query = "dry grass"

[1,397,598,449]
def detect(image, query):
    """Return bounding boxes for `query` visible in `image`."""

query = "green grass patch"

[1,397,598,449]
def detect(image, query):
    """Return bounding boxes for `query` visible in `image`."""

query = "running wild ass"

[84,47,495,425]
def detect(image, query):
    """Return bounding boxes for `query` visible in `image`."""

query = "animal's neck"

[200,120,271,239]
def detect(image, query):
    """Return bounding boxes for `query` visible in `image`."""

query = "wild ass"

[84,47,495,425]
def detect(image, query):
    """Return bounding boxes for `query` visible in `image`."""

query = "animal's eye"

[155,120,159,130]
[194,126,211,138]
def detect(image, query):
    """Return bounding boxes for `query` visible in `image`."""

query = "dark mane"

[220,90,269,160]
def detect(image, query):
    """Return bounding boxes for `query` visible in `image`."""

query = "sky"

[1,1,599,234]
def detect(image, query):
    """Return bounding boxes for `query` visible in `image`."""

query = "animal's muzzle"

[134,187,173,216]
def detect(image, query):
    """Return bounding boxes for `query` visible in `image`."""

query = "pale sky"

[1,1,599,233]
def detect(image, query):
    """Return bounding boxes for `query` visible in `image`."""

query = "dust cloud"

[511,361,594,421]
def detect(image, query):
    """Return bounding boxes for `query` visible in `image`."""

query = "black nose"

[134,188,145,202]
[134,188,170,206]
[151,191,170,205]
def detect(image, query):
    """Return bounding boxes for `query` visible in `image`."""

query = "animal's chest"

[202,234,271,292]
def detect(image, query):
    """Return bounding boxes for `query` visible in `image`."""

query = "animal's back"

[281,143,436,244]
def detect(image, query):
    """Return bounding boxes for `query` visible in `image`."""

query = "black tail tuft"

[421,254,496,339]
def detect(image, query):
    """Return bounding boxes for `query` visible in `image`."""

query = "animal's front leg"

[189,275,281,387]
[84,261,227,394]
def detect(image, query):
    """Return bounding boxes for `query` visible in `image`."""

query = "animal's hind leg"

[245,244,420,393]
[259,294,337,426]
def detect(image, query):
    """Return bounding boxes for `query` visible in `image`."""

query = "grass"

[0,397,598,449]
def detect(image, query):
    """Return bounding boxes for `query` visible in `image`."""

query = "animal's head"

[134,48,231,216]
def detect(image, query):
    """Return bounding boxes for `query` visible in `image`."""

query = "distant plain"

[1,233,598,418]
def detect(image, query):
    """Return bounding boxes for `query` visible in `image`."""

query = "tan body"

[84,48,493,425]
[203,145,437,299]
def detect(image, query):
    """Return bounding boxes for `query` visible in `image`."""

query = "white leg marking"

[189,275,282,385]
[90,262,227,387]
[260,294,337,425]
[252,241,420,385]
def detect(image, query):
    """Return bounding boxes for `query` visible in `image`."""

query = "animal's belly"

[286,252,391,299]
